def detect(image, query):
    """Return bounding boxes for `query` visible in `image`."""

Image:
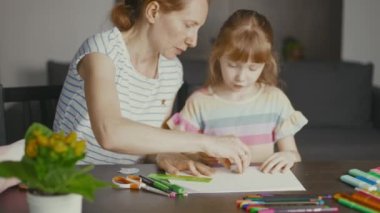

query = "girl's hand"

[259,151,300,174]
[156,153,215,176]
[203,135,251,174]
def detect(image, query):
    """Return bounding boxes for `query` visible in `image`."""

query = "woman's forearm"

[95,117,207,155]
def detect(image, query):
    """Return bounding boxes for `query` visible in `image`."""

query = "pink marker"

[370,168,380,175]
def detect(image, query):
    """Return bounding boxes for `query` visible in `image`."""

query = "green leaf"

[65,173,111,201]
[0,161,39,184]
[24,123,53,141]
[1,123,112,198]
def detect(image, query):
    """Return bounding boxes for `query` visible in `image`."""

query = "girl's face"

[219,54,265,94]
[150,0,208,59]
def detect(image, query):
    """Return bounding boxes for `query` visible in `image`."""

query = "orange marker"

[352,192,380,211]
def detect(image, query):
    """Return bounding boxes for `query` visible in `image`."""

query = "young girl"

[167,9,308,174]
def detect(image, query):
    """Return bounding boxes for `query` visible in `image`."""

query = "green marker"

[336,197,377,213]
[368,171,380,179]
[349,169,380,184]
[148,173,212,183]
[150,177,185,194]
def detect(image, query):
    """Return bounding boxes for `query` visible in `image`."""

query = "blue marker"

[340,175,377,191]
[356,176,377,186]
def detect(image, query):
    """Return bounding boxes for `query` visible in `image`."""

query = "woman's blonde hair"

[111,0,209,31]
[206,9,279,87]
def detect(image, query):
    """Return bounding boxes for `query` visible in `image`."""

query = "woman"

[53,0,250,175]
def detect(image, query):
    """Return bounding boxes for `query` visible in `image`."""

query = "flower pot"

[27,192,82,213]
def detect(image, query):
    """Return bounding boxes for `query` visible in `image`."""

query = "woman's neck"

[122,26,159,79]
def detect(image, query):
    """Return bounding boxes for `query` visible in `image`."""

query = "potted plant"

[0,123,110,213]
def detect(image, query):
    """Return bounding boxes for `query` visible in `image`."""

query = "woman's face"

[150,0,209,59]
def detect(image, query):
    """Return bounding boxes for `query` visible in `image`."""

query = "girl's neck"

[212,83,261,102]
[122,26,159,79]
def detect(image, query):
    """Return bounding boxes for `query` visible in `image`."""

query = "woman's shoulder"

[84,27,120,45]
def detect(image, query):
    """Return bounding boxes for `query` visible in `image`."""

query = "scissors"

[112,175,176,198]
[112,175,143,190]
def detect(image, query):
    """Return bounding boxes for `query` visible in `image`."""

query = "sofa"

[180,59,380,161]
[47,59,380,161]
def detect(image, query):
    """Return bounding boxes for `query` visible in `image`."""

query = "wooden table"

[1,161,379,212]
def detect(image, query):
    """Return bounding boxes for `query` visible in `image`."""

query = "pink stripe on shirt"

[240,133,275,145]
[170,113,201,133]
[204,123,275,136]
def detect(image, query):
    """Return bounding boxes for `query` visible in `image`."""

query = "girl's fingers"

[261,157,281,174]
[232,156,243,173]
[281,162,294,173]
[242,153,250,171]
[260,154,277,171]
[270,160,287,174]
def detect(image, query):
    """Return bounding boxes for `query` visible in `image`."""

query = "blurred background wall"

[0,0,379,87]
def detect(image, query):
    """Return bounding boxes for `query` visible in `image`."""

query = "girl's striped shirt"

[167,85,307,145]
[54,27,183,164]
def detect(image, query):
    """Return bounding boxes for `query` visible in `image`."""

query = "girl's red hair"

[207,10,279,87]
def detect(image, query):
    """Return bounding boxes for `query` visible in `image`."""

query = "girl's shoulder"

[260,84,289,100]
[186,86,212,102]
[189,86,210,97]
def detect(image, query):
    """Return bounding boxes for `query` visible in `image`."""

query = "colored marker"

[244,196,323,202]
[368,171,380,179]
[258,206,339,213]
[370,169,380,175]
[236,199,324,206]
[349,169,380,184]
[148,173,212,183]
[334,193,378,213]
[340,175,377,191]
[356,176,378,186]
[355,188,380,201]
[139,175,172,193]
[352,191,380,211]
[244,194,332,200]
[149,176,186,194]
[125,177,174,198]
[249,206,268,213]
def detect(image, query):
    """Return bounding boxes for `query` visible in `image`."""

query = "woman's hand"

[156,153,215,176]
[259,151,300,174]
[203,135,251,174]
[198,153,237,172]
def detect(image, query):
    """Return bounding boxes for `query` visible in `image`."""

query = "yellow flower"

[74,140,86,156]
[26,139,38,158]
[65,132,77,145]
[53,141,68,154]
[36,134,49,147]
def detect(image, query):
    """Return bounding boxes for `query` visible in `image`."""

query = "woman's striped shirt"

[53,27,183,164]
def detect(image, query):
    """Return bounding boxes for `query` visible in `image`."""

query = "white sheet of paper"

[170,166,305,193]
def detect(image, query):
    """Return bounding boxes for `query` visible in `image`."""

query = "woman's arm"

[78,53,250,172]
[259,136,301,173]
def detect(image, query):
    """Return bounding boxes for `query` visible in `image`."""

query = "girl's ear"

[145,1,160,24]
